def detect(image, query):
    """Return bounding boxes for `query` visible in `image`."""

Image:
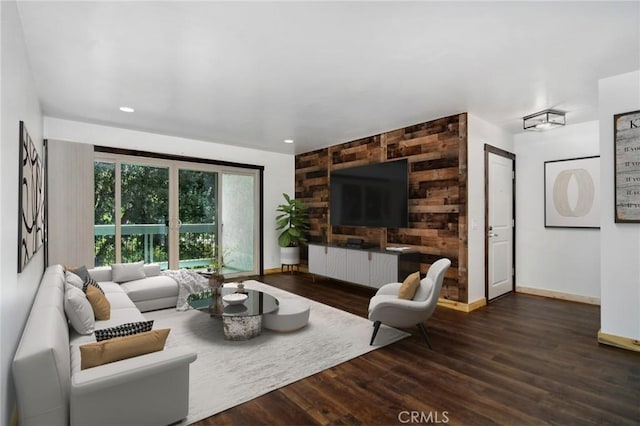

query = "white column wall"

[467,114,513,304]
[599,70,640,340]
[1,2,44,424]
[513,121,600,302]
[47,141,95,267]
[44,117,295,271]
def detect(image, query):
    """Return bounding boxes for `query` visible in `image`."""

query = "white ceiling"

[16,1,640,155]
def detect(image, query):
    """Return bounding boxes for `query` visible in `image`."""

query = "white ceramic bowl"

[222,293,248,305]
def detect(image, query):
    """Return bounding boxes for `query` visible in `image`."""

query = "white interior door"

[488,151,514,300]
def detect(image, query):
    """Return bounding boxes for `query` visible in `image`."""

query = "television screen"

[330,159,409,228]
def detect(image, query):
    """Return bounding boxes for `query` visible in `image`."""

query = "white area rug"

[144,280,409,424]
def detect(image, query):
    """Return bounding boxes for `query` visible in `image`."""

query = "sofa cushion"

[65,265,91,282]
[105,291,138,310]
[34,283,65,311]
[99,281,126,294]
[65,270,84,290]
[94,307,146,330]
[94,320,155,342]
[82,277,105,295]
[88,266,112,283]
[120,275,178,302]
[79,329,170,370]
[111,261,146,283]
[398,271,421,300]
[86,285,111,320]
[143,263,161,277]
[64,284,95,335]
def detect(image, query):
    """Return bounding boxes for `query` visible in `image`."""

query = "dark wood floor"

[194,273,640,426]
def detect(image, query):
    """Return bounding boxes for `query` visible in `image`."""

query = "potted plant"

[205,242,225,290]
[275,193,310,266]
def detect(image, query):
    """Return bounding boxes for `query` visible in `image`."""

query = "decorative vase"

[280,246,300,265]
[208,273,225,294]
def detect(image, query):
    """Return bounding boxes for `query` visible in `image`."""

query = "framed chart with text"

[614,110,640,222]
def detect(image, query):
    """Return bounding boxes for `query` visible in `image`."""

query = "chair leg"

[370,321,381,345]
[417,323,433,349]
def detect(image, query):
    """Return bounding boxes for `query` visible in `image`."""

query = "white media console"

[308,243,421,289]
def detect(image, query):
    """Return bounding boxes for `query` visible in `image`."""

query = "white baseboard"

[516,285,600,305]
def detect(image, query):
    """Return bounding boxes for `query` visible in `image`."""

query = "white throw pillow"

[65,270,84,290]
[64,284,95,335]
[111,261,146,283]
[143,263,161,278]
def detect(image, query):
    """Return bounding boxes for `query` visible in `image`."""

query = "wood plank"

[296,113,468,301]
[194,273,640,426]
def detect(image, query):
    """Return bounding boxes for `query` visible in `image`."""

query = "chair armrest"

[371,298,428,312]
[71,347,197,394]
[375,282,402,296]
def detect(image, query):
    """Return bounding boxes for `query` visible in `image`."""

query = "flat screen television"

[330,159,409,228]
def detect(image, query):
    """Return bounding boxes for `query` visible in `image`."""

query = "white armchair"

[368,258,451,347]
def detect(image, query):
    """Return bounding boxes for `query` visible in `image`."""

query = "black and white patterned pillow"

[94,320,155,342]
[82,277,105,295]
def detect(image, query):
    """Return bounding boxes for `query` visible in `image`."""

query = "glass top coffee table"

[187,287,279,340]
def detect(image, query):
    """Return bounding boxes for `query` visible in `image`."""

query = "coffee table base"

[223,315,263,340]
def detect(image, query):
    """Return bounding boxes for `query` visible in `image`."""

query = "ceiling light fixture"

[284,139,294,144]
[119,106,135,113]
[523,109,565,131]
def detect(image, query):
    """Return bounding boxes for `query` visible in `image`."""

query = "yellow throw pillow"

[398,271,421,300]
[86,285,111,320]
[80,328,170,370]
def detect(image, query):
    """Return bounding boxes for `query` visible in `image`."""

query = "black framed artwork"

[17,121,45,272]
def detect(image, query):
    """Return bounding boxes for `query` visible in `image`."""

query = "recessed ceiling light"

[284,139,294,144]
[119,106,135,113]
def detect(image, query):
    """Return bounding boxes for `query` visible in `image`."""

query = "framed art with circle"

[544,155,600,228]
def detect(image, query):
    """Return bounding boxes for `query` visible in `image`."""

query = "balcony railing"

[95,223,217,269]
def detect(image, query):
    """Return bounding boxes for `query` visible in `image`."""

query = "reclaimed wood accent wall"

[295,113,468,302]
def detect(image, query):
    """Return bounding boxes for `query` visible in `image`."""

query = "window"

[94,161,116,265]
[94,151,261,277]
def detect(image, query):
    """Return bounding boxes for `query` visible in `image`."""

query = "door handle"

[488,232,498,238]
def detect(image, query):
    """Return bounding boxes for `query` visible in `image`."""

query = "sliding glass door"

[177,169,218,270]
[221,171,257,275]
[94,161,116,266]
[121,163,169,265]
[94,153,260,276]
[94,161,170,266]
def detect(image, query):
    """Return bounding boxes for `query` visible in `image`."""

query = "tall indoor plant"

[275,193,310,266]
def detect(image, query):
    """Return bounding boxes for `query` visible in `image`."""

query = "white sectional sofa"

[89,262,180,312]
[12,264,197,426]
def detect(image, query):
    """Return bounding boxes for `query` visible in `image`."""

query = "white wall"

[599,70,640,340]
[467,114,513,303]
[513,121,600,302]
[44,117,295,271]
[0,2,44,424]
